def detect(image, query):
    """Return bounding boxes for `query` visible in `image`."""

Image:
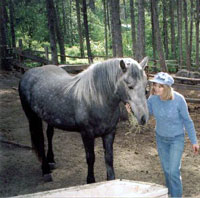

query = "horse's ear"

[139,57,149,69]
[120,60,127,73]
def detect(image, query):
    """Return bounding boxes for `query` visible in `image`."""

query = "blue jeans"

[156,133,185,198]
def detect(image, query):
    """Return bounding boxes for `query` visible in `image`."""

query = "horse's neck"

[70,64,121,108]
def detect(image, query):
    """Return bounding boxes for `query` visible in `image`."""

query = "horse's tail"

[19,84,44,162]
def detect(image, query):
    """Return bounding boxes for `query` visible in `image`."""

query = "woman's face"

[153,83,164,96]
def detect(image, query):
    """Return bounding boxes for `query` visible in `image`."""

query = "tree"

[45,0,58,65]
[151,0,167,71]
[183,0,190,69]
[9,0,16,48]
[55,1,66,63]
[68,0,74,46]
[0,0,9,70]
[195,0,200,67]
[130,0,136,57]
[82,0,93,63]
[162,0,169,60]
[135,0,145,61]
[150,0,156,64]
[102,0,108,56]
[169,0,176,59]
[189,0,194,70]
[1,0,199,70]
[61,0,66,40]
[88,0,95,12]
[75,0,84,57]
[177,0,183,67]
[109,0,123,57]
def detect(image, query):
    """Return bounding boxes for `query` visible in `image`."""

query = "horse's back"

[19,65,71,90]
[19,65,73,109]
[21,65,71,81]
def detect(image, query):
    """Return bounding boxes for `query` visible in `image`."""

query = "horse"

[18,57,149,183]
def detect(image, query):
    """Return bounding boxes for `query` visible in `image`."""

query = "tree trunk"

[189,0,194,70]
[122,0,127,20]
[0,0,9,70]
[82,0,93,63]
[45,0,58,65]
[195,0,200,67]
[89,0,95,12]
[55,1,66,63]
[68,0,74,46]
[9,0,16,48]
[75,0,84,57]
[130,0,136,57]
[109,0,116,57]
[177,0,183,68]
[151,0,167,72]
[61,0,66,41]
[102,0,108,56]
[135,0,145,62]
[183,0,190,69]
[106,0,111,43]
[109,0,123,57]
[169,0,176,59]
[150,0,156,66]
[162,0,168,60]
[65,0,71,45]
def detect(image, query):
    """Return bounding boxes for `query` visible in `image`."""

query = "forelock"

[130,61,143,79]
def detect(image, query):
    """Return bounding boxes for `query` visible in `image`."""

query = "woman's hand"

[125,103,131,113]
[192,144,199,155]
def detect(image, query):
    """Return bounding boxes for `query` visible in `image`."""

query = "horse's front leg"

[81,134,95,184]
[102,131,115,180]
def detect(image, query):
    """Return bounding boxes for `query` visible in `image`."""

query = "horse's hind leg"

[81,134,95,184]
[46,125,56,169]
[102,132,115,181]
[29,118,52,181]
[21,101,52,182]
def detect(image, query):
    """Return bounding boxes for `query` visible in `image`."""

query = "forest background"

[0,0,199,72]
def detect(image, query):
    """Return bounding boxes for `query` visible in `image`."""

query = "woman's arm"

[179,95,199,153]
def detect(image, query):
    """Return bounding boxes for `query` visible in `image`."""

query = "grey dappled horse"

[18,57,149,183]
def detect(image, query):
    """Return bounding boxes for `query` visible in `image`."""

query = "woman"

[148,72,199,197]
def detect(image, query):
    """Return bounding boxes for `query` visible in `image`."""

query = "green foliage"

[88,7,105,42]
[14,1,47,49]
[6,0,199,66]
[67,46,81,57]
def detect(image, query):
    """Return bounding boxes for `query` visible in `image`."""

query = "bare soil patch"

[0,70,200,197]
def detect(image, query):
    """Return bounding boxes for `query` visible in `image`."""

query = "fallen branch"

[0,138,32,150]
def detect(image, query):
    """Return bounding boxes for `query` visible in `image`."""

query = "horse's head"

[116,57,149,125]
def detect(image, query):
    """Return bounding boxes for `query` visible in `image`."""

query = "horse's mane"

[64,59,122,106]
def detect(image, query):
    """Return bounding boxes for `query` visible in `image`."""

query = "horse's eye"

[128,85,134,89]
[124,79,134,89]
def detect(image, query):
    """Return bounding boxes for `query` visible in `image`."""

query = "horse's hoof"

[49,162,56,170]
[43,174,53,182]
[87,178,95,184]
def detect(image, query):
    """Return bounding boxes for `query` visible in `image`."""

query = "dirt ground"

[0,70,200,198]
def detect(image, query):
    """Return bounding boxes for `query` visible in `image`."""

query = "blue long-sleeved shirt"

[147,91,197,144]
